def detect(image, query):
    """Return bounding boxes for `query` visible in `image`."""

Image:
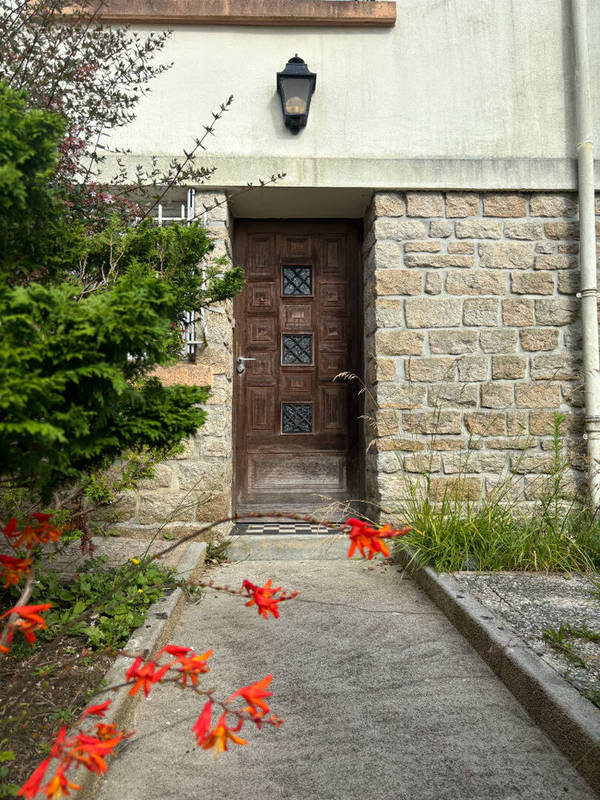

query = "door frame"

[231,218,365,518]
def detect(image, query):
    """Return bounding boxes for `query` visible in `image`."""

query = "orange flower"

[345,518,410,560]
[1,603,52,645]
[0,555,32,587]
[198,714,247,756]
[125,657,170,697]
[3,513,63,550]
[227,675,272,721]
[41,766,81,799]
[241,579,297,619]
[171,649,213,688]
[94,723,123,742]
[20,723,130,799]
[65,731,124,775]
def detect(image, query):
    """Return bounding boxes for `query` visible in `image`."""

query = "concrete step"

[227,533,353,561]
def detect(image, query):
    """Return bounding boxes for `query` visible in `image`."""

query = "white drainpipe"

[571,0,600,507]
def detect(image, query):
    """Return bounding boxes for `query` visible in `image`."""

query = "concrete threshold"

[227,533,353,561]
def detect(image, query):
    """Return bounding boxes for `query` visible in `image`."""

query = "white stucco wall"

[105,0,600,193]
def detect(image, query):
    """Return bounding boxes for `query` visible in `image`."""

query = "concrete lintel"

[102,154,594,194]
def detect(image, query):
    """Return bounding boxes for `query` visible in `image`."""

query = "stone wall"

[104,194,234,538]
[363,190,594,514]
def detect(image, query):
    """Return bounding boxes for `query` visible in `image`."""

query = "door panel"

[234,221,360,516]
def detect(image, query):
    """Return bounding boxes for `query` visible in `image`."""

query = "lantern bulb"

[286,96,307,114]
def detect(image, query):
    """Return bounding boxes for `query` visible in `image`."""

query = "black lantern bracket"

[276,55,317,134]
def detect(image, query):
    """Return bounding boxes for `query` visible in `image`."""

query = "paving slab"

[93,546,597,800]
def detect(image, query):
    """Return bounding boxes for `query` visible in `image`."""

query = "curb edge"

[395,548,600,793]
[80,540,207,799]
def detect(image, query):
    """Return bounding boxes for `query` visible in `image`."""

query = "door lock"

[236,356,257,374]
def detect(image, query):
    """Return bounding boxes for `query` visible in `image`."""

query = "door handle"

[236,356,257,374]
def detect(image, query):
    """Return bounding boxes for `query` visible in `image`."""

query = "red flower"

[65,731,124,774]
[241,580,298,619]
[345,518,410,560]
[125,657,170,697]
[1,604,52,645]
[30,512,53,525]
[0,555,33,587]
[158,644,192,658]
[17,758,52,798]
[78,700,111,723]
[198,714,247,756]
[49,727,67,761]
[2,518,17,539]
[18,729,67,799]
[192,701,213,745]
[227,675,272,721]
[171,649,213,688]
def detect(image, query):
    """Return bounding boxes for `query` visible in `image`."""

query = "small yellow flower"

[137,589,143,594]
[131,558,139,565]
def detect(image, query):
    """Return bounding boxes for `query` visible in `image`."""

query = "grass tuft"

[390,415,600,573]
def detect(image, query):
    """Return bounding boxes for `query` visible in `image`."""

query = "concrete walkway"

[95,539,597,800]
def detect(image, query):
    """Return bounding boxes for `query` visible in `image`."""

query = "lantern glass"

[276,56,316,133]
[281,77,310,114]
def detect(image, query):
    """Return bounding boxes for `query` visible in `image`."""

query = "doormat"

[233,522,345,536]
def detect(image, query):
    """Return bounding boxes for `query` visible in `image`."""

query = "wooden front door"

[233,221,361,516]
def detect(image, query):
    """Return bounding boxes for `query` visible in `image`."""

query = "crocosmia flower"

[41,765,81,799]
[192,701,213,745]
[174,649,213,687]
[345,518,410,560]
[241,579,299,619]
[198,714,247,756]
[3,513,63,550]
[66,731,124,774]
[0,555,33,587]
[78,700,112,723]
[1,603,52,646]
[227,675,272,721]
[125,657,170,697]
[17,757,52,798]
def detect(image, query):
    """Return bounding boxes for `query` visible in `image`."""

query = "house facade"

[98,0,600,535]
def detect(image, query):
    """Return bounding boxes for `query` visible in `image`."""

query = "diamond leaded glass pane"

[283,265,312,296]
[282,334,312,364]
[282,403,312,434]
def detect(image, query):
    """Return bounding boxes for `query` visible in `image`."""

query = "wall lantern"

[276,55,316,134]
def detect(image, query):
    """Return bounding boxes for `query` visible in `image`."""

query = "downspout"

[571,0,600,507]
